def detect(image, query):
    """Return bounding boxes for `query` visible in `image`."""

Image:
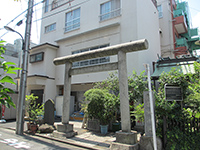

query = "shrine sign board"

[165,84,183,101]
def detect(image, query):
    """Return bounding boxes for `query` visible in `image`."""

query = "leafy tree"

[128,70,147,104]
[93,70,147,125]
[0,41,21,108]
[94,71,119,96]
[94,70,147,104]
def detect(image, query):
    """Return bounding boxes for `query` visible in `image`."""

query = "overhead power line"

[32,0,91,22]
[2,0,43,28]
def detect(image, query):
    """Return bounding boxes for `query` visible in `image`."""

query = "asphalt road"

[0,128,88,150]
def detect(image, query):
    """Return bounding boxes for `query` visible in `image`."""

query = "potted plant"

[85,89,118,134]
[130,103,144,133]
[25,94,44,133]
[130,103,144,124]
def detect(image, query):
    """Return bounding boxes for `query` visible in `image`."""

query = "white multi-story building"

[26,0,161,115]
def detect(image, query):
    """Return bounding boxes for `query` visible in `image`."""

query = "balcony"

[100,8,121,22]
[181,28,198,39]
[188,37,200,51]
[174,37,189,57]
[190,28,198,37]
[174,9,188,34]
[51,0,73,10]
[176,37,188,48]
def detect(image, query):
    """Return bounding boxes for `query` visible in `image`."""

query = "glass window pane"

[80,60,89,66]
[157,5,163,18]
[30,55,35,62]
[45,0,49,12]
[80,49,89,53]
[90,59,99,65]
[72,50,80,54]
[65,8,80,32]
[72,62,80,67]
[36,53,43,61]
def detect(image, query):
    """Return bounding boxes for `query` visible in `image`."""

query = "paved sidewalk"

[0,120,116,150]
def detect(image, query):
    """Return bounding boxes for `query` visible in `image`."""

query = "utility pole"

[16,0,34,135]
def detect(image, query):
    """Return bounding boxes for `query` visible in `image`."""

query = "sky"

[0,0,200,45]
[0,0,42,44]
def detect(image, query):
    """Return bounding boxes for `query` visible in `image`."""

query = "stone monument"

[44,99,55,125]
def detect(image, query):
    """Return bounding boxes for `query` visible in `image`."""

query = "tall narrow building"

[157,0,200,58]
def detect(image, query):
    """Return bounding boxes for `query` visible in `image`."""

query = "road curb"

[0,126,110,150]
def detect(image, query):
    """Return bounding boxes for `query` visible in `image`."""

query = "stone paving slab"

[0,120,142,150]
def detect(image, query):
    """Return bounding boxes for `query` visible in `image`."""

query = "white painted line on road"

[0,138,30,149]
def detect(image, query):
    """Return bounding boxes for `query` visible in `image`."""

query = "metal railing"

[100,8,121,21]
[65,18,80,32]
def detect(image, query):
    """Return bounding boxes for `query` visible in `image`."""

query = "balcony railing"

[173,9,184,17]
[176,37,188,48]
[52,0,73,10]
[65,17,80,32]
[100,8,121,21]
[190,28,198,37]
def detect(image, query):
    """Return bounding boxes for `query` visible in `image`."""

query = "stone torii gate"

[53,39,148,143]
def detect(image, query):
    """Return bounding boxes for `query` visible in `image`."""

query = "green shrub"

[85,89,119,125]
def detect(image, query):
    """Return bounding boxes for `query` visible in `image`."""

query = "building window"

[44,0,49,13]
[100,0,121,21]
[58,86,64,96]
[72,44,110,68]
[157,5,163,18]
[65,8,80,32]
[52,0,73,10]
[52,0,58,10]
[45,23,56,33]
[30,52,44,63]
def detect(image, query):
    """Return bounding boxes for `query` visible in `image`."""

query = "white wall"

[157,0,174,58]
[38,0,161,102]
[134,0,161,74]
[28,46,57,78]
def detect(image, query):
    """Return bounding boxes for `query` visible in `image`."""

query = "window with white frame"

[157,5,163,18]
[100,0,121,21]
[45,23,56,33]
[72,44,110,68]
[44,0,49,13]
[65,8,80,32]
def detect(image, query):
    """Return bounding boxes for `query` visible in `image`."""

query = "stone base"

[133,125,144,134]
[116,131,137,145]
[110,142,139,150]
[139,136,162,150]
[57,123,73,132]
[53,123,77,138]
[53,130,77,139]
